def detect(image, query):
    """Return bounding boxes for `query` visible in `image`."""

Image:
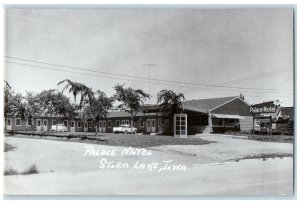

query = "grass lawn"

[5,131,213,147]
[99,134,213,147]
[246,134,293,143]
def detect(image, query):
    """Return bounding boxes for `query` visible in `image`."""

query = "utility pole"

[143,63,155,96]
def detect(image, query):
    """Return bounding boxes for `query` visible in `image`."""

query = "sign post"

[252,113,255,135]
[249,100,281,135]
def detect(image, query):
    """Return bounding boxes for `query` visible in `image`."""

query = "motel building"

[4,96,292,136]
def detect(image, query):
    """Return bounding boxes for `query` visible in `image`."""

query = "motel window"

[78,121,82,128]
[71,121,75,128]
[37,120,41,126]
[84,122,88,128]
[43,120,48,126]
[27,119,34,126]
[126,120,129,125]
[64,120,68,127]
[212,118,223,127]
[122,120,125,125]
[108,120,112,128]
[152,119,155,127]
[15,118,21,126]
[99,121,102,128]
[52,120,57,126]
[116,120,120,127]
[140,120,144,127]
[7,118,11,126]
[224,119,238,127]
[88,121,92,128]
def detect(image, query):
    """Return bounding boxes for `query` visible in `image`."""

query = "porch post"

[252,113,255,135]
[208,111,212,134]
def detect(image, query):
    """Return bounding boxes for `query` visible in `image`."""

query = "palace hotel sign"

[249,99,281,114]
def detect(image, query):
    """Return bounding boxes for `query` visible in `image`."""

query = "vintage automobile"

[50,124,68,132]
[113,124,137,134]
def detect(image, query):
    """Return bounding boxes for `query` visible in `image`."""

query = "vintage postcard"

[3,6,294,196]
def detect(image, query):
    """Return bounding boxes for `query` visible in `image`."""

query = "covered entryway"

[211,114,244,133]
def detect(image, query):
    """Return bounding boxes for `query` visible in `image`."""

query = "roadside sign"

[249,100,280,114]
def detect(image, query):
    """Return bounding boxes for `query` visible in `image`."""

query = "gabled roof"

[183,96,238,113]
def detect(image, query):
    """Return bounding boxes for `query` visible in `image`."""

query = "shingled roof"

[183,96,238,113]
[108,96,241,116]
[107,111,157,118]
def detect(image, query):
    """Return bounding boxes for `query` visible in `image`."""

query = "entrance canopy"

[212,114,245,119]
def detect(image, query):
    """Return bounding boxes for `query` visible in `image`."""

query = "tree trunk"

[131,113,133,134]
[25,118,28,131]
[95,120,98,136]
[56,115,59,133]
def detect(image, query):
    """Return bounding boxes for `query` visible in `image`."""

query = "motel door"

[36,119,42,131]
[151,119,156,132]
[6,119,12,130]
[84,122,88,132]
[70,121,75,132]
[43,119,48,131]
[146,119,151,133]
[99,121,106,132]
[102,121,106,132]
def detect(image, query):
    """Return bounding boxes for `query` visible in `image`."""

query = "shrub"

[21,164,39,175]
[4,164,39,176]
[80,135,88,140]
[4,168,18,176]
[5,131,15,136]
[4,143,16,152]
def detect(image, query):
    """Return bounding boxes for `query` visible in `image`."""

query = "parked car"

[50,124,68,132]
[113,124,137,134]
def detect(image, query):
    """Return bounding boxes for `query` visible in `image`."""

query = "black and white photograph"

[3,5,295,197]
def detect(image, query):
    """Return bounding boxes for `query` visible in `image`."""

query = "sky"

[5,8,294,106]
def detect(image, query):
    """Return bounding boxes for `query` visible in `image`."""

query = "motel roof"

[183,96,238,113]
[107,96,242,116]
[107,111,158,118]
